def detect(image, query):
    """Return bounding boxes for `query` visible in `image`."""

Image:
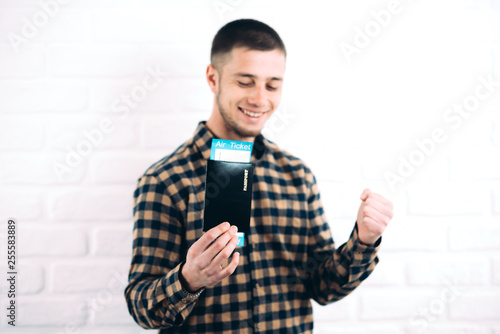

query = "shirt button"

[181,298,187,303]
[255,282,260,288]
[256,323,261,329]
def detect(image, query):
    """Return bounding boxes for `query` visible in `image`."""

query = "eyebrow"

[233,73,283,82]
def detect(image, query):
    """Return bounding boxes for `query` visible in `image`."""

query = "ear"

[206,64,219,94]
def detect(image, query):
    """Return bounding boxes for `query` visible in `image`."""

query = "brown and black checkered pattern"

[125,122,380,333]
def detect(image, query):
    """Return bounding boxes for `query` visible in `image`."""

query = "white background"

[0,0,499,333]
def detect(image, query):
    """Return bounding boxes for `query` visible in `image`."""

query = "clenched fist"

[356,189,394,246]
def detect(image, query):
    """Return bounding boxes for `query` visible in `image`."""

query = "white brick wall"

[0,0,499,332]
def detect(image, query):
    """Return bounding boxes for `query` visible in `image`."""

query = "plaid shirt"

[125,122,380,334]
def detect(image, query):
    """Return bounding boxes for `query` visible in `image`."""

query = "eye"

[238,81,251,87]
[267,85,277,91]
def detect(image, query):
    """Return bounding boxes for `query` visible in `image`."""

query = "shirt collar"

[192,121,267,161]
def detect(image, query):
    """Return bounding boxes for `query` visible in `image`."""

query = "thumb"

[360,188,371,201]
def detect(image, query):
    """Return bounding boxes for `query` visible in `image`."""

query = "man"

[125,19,393,333]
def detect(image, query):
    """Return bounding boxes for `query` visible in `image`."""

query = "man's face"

[209,47,286,140]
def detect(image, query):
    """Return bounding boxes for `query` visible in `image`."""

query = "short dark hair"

[210,19,286,68]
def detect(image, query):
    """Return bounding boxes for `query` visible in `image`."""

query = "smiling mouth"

[238,107,266,118]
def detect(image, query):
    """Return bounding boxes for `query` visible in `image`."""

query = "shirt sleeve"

[304,172,381,305]
[124,173,201,329]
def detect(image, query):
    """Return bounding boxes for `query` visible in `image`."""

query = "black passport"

[203,159,253,234]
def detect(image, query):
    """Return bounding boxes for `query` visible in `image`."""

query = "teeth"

[241,108,263,118]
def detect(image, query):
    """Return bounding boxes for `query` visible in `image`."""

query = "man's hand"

[356,189,394,246]
[180,222,240,292]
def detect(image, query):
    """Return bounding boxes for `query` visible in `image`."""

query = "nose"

[247,85,266,107]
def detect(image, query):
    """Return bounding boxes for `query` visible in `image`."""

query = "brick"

[19,225,87,256]
[454,0,491,9]
[36,9,88,43]
[91,225,133,256]
[17,295,87,326]
[79,329,143,334]
[46,116,138,150]
[0,116,44,150]
[494,186,500,215]
[48,81,89,112]
[90,9,181,43]
[294,147,361,182]
[141,117,202,149]
[91,296,136,326]
[318,182,364,219]
[140,45,207,77]
[327,218,356,247]
[366,152,449,182]
[451,112,497,148]
[0,9,32,45]
[70,0,138,6]
[406,325,491,334]
[0,79,87,113]
[312,297,354,322]
[0,1,40,8]
[493,258,500,285]
[0,152,86,185]
[381,218,447,251]
[127,77,212,113]
[406,183,489,216]
[449,224,500,250]
[0,189,43,220]
[89,73,180,115]
[1,7,88,47]
[494,12,500,41]
[0,45,44,77]
[48,45,141,77]
[315,325,401,334]
[450,291,500,320]
[96,120,138,150]
[449,147,500,180]
[50,260,129,292]
[494,119,500,146]
[18,262,44,294]
[406,256,488,286]
[139,0,212,9]
[49,187,134,221]
[362,253,405,287]
[90,153,157,184]
[88,79,143,113]
[360,289,442,321]
[87,67,170,115]
[182,9,220,43]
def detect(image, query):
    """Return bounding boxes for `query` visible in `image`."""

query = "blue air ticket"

[210,139,253,163]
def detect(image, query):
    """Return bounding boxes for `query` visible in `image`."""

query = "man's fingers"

[361,190,393,211]
[212,234,239,269]
[365,192,393,208]
[360,188,371,201]
[361,205,389,226]
[364,195,394,222]
[215,251,240,282]
[193,222,231,254]
[203,225,238,263]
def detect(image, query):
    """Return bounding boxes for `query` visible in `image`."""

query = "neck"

[206,112,255,143]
